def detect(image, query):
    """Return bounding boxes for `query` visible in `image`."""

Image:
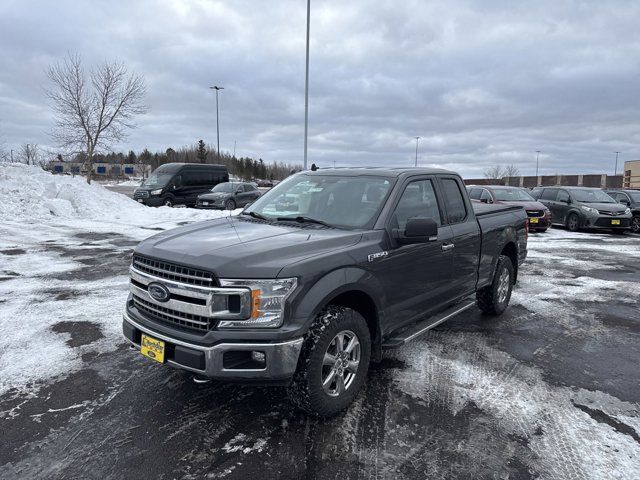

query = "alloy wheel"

[632,216,640,234]
[321,330,361,397]
[497,267,511,304]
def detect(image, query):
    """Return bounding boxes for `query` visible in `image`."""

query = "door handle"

[442,243,455,251]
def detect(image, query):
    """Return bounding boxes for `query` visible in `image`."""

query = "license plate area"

[141,334,165,363]
[529,217,539,224]
[611,219,621,225]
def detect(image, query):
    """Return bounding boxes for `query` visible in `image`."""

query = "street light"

[535,150,541,182]
[209,85,224,161]
[414,137,421,167]
[614,151,620,176]
[303,0,311,170]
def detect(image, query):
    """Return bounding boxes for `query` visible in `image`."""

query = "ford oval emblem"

[148,282,170,302]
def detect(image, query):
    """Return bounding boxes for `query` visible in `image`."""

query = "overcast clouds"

[1,0,639,177]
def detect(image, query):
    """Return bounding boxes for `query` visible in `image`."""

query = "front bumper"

[122,311,303,382]
[527,216,551,230]
[135,196,164,207]
[584,214,631,230]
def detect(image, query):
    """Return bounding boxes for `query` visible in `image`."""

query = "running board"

[381,299,476,349]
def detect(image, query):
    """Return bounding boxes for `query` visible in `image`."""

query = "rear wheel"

[477,255,514,316]
[288,306,371,417]
[566,213,580,232]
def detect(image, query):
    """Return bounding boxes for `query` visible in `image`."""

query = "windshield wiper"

[276,216,334,228]
[241,211,269,220]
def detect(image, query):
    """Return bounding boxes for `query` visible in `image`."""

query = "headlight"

[150,189,162,195]
[625,208,631,215]
[580,206,598,214]
[217,278,297,328]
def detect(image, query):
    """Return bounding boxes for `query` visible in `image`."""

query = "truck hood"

[134,216,364,278]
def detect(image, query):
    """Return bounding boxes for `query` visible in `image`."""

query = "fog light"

[252,351,266,363]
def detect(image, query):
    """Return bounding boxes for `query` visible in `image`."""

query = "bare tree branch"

[45,53,148,183]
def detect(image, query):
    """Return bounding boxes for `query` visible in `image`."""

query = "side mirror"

[393,217,438,245]
[566,197,572,204]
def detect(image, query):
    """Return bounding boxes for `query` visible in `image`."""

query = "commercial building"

[47,161,150,177]
[623,160,640,188]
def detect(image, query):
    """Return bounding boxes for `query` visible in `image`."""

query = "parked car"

[133,163,229,207]
[195,182,261,210]
[531,186,632,233]
[123,168,528,416]
[467,185,551,232]
[604,189,640,234]
[257,179,274,188]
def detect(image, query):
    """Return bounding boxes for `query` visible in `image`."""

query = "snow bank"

[0,162,232,225]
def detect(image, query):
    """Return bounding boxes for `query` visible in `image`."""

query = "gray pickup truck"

[123,168,528,416]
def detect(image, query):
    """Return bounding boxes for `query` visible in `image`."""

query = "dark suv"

[604,189,640,233]
[196,182,261,210]
[532,186,632,233]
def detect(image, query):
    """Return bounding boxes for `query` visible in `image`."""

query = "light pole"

[614,151,620,176]
[209,85,224,161]
[303,0,311,170]
[535,150,541,183]
[414,137,420,167]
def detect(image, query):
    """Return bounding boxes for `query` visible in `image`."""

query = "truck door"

[438,176,481,297]
[375,177,454,332]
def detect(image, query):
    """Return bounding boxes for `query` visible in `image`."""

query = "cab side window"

[441,178,467,224]
[557,190,570,203]
[391,179,442,230]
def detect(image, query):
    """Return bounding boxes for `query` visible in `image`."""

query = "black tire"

[566,213,580,232]
[287,306,371,417]
[631,216,640,234]
[476,255,514,316]
[225,199,236,210]
[163,197,174,208]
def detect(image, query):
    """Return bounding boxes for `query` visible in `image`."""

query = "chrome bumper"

[123,311,303,381]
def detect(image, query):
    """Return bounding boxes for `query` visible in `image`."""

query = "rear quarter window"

[441,178,467,224]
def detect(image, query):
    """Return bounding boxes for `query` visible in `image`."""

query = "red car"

[467,185,551,232]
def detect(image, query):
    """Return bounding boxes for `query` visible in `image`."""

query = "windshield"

[245,175,393,229]
[211,183,236,193]
[572,189,616,203]
[492,188,535,202]
[493,188,535,201]
[143,171,173,187]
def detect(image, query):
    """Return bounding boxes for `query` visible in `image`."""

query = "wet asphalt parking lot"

[1,227,639,479]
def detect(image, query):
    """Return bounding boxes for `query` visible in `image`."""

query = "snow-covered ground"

[0,163,239,395]
[1,163,639,479]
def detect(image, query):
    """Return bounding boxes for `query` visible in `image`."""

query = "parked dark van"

[134,163,229,207]
[604,189,640,233]
[532,186,632,233]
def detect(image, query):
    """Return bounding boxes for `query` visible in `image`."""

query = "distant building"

[47,161,150,177]
[623,160,640,188]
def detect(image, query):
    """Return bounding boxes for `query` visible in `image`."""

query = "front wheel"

[162,197,173,208]
[288,306,371,417]
[566,213,580,232]
[224,199,236,210]
[477,255,514,316]
[631,216,640,234]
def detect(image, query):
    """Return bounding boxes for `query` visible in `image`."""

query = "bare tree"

[484,165,505,179]
[18,143,44,167]
[503,164,520,178]
[46,53,147,183]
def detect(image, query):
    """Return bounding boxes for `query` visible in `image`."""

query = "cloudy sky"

[1,0,639,177]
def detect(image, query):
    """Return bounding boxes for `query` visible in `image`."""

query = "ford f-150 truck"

[123,168,528,416]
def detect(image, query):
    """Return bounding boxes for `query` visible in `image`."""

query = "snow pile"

[0,162,225,224]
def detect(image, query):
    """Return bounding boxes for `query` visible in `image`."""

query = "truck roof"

[301,167,457,177]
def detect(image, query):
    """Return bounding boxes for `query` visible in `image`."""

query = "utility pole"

[303,0,311,170]
[614,151,620,176]
[233,140,236,158]
[535,150,541,183]
[209,85,224,161]
[414,137,420,167]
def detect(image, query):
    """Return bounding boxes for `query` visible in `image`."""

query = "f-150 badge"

[368,251,388,262]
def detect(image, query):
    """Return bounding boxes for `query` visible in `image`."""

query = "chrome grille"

[134,190,149,199]
[133,294,211,332]
[132,255,215,287]
[598,210,622,216]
